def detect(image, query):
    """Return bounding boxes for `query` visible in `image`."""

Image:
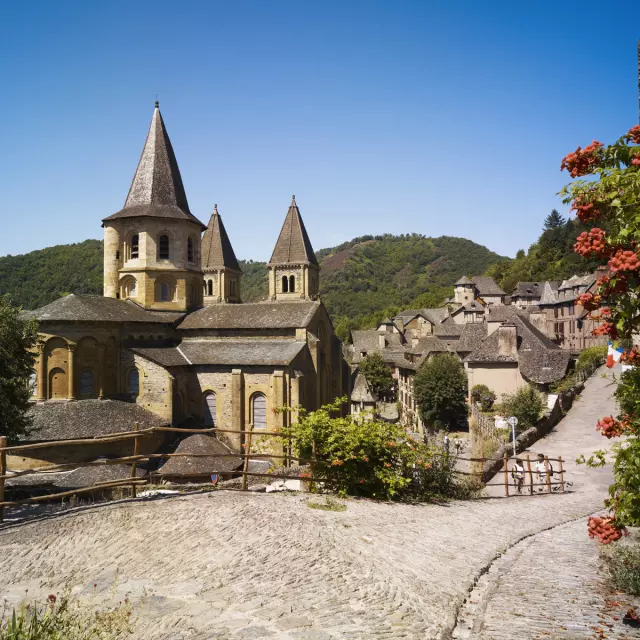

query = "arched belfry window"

[158,234,170,260]
[160,282,170,302]
[130,234,139,260]
[289,275,295,293]
[187,237,194,263]
[207,279,213,296]
[204,392,217,427]
[252,393,267,430]
[128,369,140,398]
[281,275,289,293]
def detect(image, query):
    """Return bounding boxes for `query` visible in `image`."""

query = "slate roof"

[178,301,319,330]
[24,399,169,441]
[6,465,146,489]
[464,315,569,384]
[351,371,377,403]
[202,205,241,271]
[157,433,242,476]
[456,324,487,353]
[103,103,205,230]
[454,276,474,285]
[434,317,464,338]
[350,330,382,357]
[132,340,307,367]
[422,308,449,324]
[413,336,450,356]
[269,196,318,266]
[471,276,505,296]
[22,294,185,324]
[513,282,544,298]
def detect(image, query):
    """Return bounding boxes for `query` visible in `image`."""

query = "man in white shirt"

[535,453,552,491]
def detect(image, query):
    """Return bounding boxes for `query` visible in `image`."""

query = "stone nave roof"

[268,196,319,266]
[21,294,185,324]
[102,103,206,230]
[132,340,307,367]
[178,301,320,330]
[202,205,241,271]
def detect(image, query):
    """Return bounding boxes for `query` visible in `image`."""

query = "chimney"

[412,335,419,348]
[498,323,518,357]
[378,334,386,349]
[396,316,404,333]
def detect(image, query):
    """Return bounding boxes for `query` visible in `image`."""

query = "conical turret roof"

[103,102,205,230]
[202,205,241,271]
[269,196,318,266]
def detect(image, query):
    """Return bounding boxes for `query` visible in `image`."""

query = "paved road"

[0,368,624,640]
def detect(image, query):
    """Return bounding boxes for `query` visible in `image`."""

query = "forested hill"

[0,234,505,339]
[0,240,103,310]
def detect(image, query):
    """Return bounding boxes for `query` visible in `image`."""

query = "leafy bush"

[470,384,496,412]
[281,398,468,501]
[576,345,607,371]
[413,354,468,430]
[499,385,545,433]
[359,353,395,401]
[600,536,640,595]
[0,593,133,639]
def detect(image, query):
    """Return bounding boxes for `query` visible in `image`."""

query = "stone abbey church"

[24,103,348,458]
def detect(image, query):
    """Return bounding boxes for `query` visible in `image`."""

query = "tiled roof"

[471,276,505,296]
[455,324,487,353]
[202,205,240,271]
[454,276,474,285]
[350,330,382,362]
[6,465,146,489]
[434,318,464,338]
[464,315,569,383]
[178,301,319,330]
[103,103,205,230]
[413,336,450,356]
[21,294,185,324]
[132,340,307,367]
[269,196,318,266]
[157,432,242,476]
[24,399,169,441]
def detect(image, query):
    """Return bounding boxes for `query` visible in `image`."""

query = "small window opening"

[158,235,170,260]
[289,275,295,293]
[282,275,289,293]
[207,279,213,296]
[130,234,139,259]
[187,237,194,263]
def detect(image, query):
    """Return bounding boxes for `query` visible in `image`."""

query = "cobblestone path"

[0,369,624,640]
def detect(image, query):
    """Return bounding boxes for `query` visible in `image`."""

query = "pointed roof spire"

[269,196,318,266]
[103,103,205,230]
[202,204,241,271]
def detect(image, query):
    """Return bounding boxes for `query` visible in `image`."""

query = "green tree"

[0,296,38,441]
[413,354,468,430]
[358,353,395,401]
[543,209,565,230]
[499,385,544,432]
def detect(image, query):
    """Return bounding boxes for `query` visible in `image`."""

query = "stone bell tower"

[102,102,206,311]
[202,204,242,304]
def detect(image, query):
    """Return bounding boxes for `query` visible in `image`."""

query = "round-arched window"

[130,234,139,260]
[127,369,140,398]
[204,392,217,427]
[281,275,289,293]
[252,393,267,430]
[187,237,194,263]
[158,234,170,260]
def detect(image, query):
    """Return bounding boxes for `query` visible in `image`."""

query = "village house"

[13,103,348,480]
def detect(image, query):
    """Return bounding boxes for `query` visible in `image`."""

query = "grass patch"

[0,592,134,639]
[306,497,347,512]
[600,533,640,596]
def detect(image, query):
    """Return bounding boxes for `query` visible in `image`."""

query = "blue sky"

[1,1,638,261]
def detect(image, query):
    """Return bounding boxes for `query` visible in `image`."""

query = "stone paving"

[0,368,629,640]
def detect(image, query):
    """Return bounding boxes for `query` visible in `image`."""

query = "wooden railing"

[0,428,570,523]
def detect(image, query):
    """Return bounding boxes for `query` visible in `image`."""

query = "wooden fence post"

[503,452,510,497]
[241,424,253,491]
[544,455,552,493]
[558,456,565,493]
[130,422,140,498]
[0,436,6,523]
[526,454,534,496]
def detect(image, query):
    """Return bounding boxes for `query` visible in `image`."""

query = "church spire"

[202,204,240,271]
[202,204,242,304]
[267,196,320,301]
[103,102,205,230]
[269,195,318,266]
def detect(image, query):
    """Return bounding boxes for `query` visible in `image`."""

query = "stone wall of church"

[121,351,173,422]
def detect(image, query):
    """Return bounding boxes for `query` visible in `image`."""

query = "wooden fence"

[0,428,570,523]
